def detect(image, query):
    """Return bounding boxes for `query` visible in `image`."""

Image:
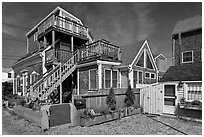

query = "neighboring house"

[160,15,202,116]
[12,7,159,104]
[154,54,167,81]
[119,40,158,89]
[2,68,14,83]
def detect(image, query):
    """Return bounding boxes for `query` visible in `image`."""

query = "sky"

[2,2,202,68]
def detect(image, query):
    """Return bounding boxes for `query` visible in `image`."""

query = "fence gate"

[140,83,163,115]
[49,103,71,127]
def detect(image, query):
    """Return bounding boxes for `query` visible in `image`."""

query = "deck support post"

[71,36,74,54]
[52,30,55,48]
[60,63,62,103]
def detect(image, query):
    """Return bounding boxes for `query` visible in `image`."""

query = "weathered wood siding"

[79,65,98,94]
[174,29,202,66]
[73,88,140,110]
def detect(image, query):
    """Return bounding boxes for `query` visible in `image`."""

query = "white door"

[163,85,177,114]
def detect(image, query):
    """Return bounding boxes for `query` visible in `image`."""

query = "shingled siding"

[79,65,98,94]
[174,29,202,66]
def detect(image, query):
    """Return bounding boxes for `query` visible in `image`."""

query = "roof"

[120,40,145,65]
[172,15,202,35]
[154,54,167,60]
[26,6,83,37]
[2,68,12,73]
[160,63,202,82]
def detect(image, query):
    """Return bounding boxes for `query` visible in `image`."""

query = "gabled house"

[119,40,158,88]
[154,54,167,81]
[12,7,160,105]
[2,68,14,83]
[160,15,202,116]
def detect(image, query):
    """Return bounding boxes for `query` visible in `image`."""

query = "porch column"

[52,30,55,48]
[98,63,102,89]
[71,36,74,54]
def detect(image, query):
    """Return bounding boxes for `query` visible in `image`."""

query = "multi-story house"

[12,7,159,104]
[160,15,202,116]
[154,54,167,81]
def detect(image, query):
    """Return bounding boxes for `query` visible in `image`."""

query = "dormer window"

[182,50,193,63]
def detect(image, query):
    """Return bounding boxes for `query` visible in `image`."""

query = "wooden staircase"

[29,50,79,103]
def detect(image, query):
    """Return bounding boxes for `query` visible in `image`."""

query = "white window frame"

[104,69,112,89]
[133,70,138,88]
[30,71,39,84]
[186,83,202,102]
[150,73,156,79]
[138,71,143,84]
[182,50,194,63]
[89,69,97,91]
[145,72,150,79]
[112,70,118,88]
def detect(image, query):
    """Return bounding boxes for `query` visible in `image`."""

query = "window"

[138,71,143,84]
[187,83,202,101]
[146,53,154,69]
[136,52,144,67]
[34,32,38,41]
[105,70,111,88]
[90,69,97,90]
[145,72,150,78]
[182,51,193,63]
[133,71,138,88]
[112,71,118,88]
[8,73,11,78]
[151,73,155,79]
[30,71,39,84]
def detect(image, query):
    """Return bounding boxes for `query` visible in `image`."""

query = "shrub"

[191,100,202,106]
[106,87,116,111]
[124,81,135,107]
[82,108,96,118]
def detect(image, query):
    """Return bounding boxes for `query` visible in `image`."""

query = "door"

[163,85,177,114]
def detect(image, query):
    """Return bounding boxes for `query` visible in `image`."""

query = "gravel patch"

[48,114,183,135]
[3,108,202,135]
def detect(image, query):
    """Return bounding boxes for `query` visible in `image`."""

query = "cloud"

[132,3,156,41]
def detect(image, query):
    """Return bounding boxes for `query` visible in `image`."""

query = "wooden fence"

[72,88,140,111]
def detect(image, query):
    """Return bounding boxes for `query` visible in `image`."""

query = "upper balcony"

[45,39,121,66]
[78,39,121,63]
[37,14,89,41]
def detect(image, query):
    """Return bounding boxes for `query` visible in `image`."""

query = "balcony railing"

[45,48,72,64]
[37,14,89,39]
[79,40,121,61]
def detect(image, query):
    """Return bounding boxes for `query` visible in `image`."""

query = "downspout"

[178,33,182,65]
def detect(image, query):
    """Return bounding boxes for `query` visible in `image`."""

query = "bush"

[191,100,202,106]
[106,87,116,111]
[124,81,135,107]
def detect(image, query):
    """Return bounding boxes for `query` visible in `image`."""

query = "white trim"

[104,69,112,89]
[89,69,97,90]
[130,40,158,72]
[155,54,167,60]
[112,70,118,88]
[138,70,143,84]
[150,73,156,79]
[182,50,194,63]
[145,72,150,79]
[98,63,102,89]
[96,60,121,66]
[76,61,97,68]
